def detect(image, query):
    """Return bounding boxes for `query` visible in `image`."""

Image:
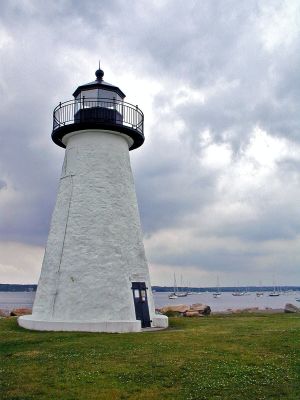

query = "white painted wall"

[22,129,167,332]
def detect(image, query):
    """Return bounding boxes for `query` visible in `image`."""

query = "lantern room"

[51,65,144,150]
[72,66,126,102]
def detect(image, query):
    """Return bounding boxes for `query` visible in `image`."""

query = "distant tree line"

[1,284,299,292]
[0,284,37,292]
[152,286,300,293]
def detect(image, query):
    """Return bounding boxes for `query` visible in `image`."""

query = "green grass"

[1,314,300,399]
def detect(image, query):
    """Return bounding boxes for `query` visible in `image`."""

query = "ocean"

[0,290,299,313]
[0,292,36,313]
[153,291,300,312]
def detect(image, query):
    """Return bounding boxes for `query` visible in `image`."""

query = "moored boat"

[232,291,245,296]
[213,276,222,298]
[177,292,188,297]
[269,291,280,297]
[169,273,179,299]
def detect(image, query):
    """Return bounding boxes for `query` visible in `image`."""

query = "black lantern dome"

[72,66,126,100]
[52,66,144,150]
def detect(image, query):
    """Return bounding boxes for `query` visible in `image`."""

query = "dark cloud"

[150,247,264,273]
[0,0,300,284]
[134,133,219,233]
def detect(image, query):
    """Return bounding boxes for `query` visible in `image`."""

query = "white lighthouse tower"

[19,65,168,332]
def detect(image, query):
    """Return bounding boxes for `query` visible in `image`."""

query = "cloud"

[0,179,7,190]
[0,0,300,285]
[0,241,44,284]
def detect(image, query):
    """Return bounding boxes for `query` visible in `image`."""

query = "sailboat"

[187,281,193,295]
[232,290,245,296]
[213,276,221,298]
[269,290,280,297]
[269,276,280,297]
[244,287,251,295]
[256,281,264,297]
[232,281,245,296]
[177,292,188,297]
[176,274,188,297]
[168,273,178,299]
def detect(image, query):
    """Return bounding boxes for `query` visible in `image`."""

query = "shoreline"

[211,307,284,315]
[1,307,288,318]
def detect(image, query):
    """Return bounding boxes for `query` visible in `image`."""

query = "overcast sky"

[0,0,300,287]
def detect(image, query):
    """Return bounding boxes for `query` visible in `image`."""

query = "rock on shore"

[158,303,211,317]
[10,308,32,317]
[284,303,300,313]
[0,309,10,317]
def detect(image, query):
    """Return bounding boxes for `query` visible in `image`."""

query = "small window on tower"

[134,289,139,298]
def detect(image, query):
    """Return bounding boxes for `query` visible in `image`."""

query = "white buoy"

[19,65,168,332]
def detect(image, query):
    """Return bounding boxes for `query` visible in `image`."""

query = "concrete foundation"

[18,314,168,333]
[18,315,142,333]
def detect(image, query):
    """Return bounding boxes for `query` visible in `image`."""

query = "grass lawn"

[0,313,300,399]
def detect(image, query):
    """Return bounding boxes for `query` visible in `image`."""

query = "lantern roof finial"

[95,60,104,81]
[72,62,126,99]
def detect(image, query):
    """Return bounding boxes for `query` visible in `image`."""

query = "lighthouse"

[18,65,168,332]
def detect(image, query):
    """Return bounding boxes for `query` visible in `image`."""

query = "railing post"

[136,105,138,129]
[58,103,61,126]
[82,96,85,123]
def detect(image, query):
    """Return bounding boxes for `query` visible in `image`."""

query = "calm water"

[153,291,300,312]
[1,290,300,313]
[0,292,36,312]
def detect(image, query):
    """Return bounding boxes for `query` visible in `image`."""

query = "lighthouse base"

[18,315,142,333]
[18,314,168,333]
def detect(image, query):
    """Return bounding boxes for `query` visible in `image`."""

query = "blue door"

[131,282,151,328]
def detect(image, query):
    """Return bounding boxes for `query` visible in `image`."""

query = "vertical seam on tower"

[51,174,74,317]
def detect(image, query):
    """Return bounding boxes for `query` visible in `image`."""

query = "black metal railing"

[53,98,144,137]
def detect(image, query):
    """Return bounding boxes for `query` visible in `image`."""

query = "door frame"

[131,282,151,328]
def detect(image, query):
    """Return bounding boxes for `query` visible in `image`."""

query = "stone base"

[151,314,169,329]
[18,315,142,333]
